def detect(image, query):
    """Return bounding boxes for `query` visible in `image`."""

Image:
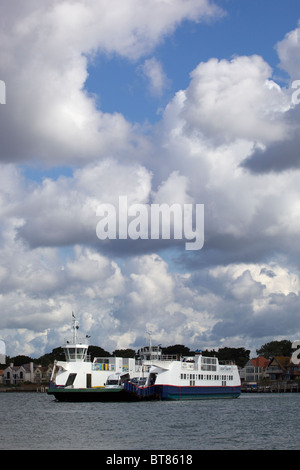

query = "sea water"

[0,392,299,450]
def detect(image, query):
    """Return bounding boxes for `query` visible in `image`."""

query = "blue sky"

[85,0,300,124]
[1,0,300,359]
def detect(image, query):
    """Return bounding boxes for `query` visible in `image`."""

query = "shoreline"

[0,385,48,393]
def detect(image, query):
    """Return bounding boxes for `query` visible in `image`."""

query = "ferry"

[47,316,241,401]
[47,316,147,402]
[124,350,241,400]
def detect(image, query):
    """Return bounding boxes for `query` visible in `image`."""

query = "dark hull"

[47,387,139,402]
[48,383,241,402]
[124,382,241,400]
[159,385,240,400]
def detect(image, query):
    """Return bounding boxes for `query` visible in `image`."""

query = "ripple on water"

[1,392,300,450]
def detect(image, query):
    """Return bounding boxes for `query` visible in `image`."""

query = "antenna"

[72,312,79,343]
[146,330,152,355]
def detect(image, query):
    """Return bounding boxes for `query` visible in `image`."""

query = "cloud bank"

[1,1,300,358]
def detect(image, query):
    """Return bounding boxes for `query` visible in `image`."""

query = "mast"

[63,312,89,362]
[147,330,152,358]
[72,312,79,344]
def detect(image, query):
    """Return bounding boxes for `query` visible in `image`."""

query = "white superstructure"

[125,351,241,400]
[49,316,143,390]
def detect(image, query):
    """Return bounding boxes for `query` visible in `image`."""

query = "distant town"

[0,339,299,393]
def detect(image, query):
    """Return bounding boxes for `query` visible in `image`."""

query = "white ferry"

[124,350,241,400]
[47,317,240,401]
[47,316,146,402]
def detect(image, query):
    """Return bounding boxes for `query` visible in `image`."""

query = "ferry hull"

[124,383,241,400]
[157,385,241,400]
[47,386,139,402]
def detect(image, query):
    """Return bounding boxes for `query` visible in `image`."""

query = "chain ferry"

[124,350,241,400]
[47,316,148,402]
[47,316,240,401]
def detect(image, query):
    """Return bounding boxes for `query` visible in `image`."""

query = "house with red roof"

[243,356,270,383]
[265,356,300,382]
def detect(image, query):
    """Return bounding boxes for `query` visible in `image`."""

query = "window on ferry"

[76,348,85,358]
[65,373,77,386]
[107,380,119,385]
[67,348,75,360]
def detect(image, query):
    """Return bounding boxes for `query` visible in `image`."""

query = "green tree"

[38,347,65,366]
[218,347,250,368]
[9,355,33,366]
[256,340,292,359]
[88,345,111,360]
[112,348,135,358]
[202,347,250,368]
[162,344,194,356]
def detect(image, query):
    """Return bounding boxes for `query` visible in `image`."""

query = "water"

[1,392,300,450]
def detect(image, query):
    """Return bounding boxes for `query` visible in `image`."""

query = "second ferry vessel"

[124,350,241,400]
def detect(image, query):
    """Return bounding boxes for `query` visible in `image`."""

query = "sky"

[1,0,300,359]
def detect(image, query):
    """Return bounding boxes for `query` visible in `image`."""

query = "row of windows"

[5,371,42,379]
[180,373,234,381]
[201,357,217,364]
[246,367,262,373]
[201,365,217,371]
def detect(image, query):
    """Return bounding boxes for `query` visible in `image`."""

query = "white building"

[0,339,6,364]
[2,362,52,385]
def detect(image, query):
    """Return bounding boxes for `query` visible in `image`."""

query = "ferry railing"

[159,355,178,361]
[63,336,89,346]
[64,353,91,362]
[137,354,177,362]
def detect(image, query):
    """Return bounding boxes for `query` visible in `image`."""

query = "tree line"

[2,339,295,369]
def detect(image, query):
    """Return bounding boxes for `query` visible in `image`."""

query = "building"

[243,356,270,383]
[2,362,53,385]
[265,356,297,382]
[0,339,6,364]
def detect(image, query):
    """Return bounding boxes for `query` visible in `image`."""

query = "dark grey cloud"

[241,106,300,174]
[1,2,300,360]
[241,131,300,173]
